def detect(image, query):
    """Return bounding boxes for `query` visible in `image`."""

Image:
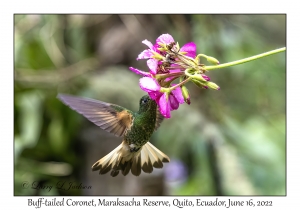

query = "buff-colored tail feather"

[92,141,170,177]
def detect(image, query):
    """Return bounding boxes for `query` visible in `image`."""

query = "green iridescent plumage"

[57,94,169,177]
[125,95,157,148]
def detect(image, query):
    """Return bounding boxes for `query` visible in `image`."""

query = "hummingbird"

[57,94,170,177]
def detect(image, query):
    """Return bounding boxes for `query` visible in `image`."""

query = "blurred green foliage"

[14,14,285,196]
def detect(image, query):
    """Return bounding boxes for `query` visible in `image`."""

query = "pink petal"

[139,77,161,92]
[165,69,181,82]
[129,67,150,77]
[142,39,154,50]
[172,86,185,104]
[149,91,163,101]
[137,49,153,60]
[165,77,174,82]
[169,94,179,110]
[147,59,158,75]
[169,69,181,73]
[180,42,197,58]
[156,34,175,45]
[159,93,171,118]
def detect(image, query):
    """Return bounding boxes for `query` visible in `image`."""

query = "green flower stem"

[204,47,286,71]
[195,54,207,61]
[163,76,179,87]
[168,77,192,92]
[184,68,205,80]
[155,71,184,79]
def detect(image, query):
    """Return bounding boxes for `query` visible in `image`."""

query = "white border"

[3,0,297,209]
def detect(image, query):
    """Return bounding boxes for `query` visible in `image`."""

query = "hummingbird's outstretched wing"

[57,94,133,137]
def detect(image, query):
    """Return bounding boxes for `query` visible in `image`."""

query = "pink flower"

[134,34,176,76]
[135,35,173,75]
[137,40,157,60]
[165,41,197,75]
[139,77,162,102]
[180,42,197,58]
[158,93,171,118]
[154,34,175,49]
[158,86,184,118]
[164,42,197,81]
[171,84,185,106]
[129,58,158,77]
[130,34,198,78]
[147,59,159,75]
[129,33,220,118]
[129,67,150,77]
[139,77,184,118]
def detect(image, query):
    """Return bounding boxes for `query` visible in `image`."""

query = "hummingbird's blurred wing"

[155,108,164,131]
[57,94,133,137]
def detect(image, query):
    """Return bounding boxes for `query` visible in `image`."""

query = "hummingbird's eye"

[141,98,148,104]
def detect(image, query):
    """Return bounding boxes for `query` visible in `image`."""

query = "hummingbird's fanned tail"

[91,141,170,177]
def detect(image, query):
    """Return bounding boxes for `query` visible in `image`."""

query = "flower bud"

[206,56,220,65]
[192,79,207,88]
[202,74,210,81]
[181,86,191,105]
[206,81,220,90]
[192,74,207,82]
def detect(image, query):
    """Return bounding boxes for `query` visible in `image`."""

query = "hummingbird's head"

[138,95,156,113]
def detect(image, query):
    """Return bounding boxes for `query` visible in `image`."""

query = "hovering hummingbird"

[57,94,170,177]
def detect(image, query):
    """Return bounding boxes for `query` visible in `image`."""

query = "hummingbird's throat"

[129,144,140,152]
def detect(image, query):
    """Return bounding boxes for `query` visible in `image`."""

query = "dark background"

[14,14,286,196]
